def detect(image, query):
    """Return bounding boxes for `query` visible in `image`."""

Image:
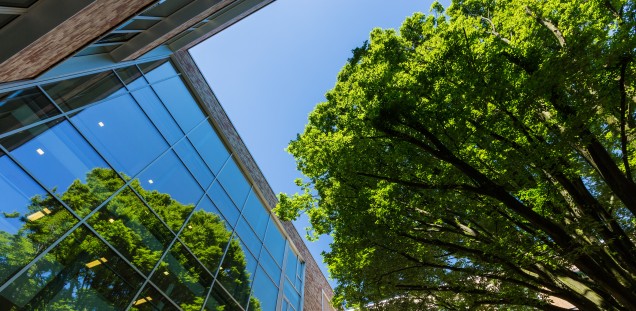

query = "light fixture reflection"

[27,208,51,221]
[36,148,44,155]
[108,218,115,223]
[134,296,153,306]
[98,121,105,127]
[148,179,154,184]
[86,257,108,269]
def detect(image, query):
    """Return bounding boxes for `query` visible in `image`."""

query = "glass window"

[207,182,240,227]
[216,234,257,308]
[284,279,301,311]
[71,94,168,177]
[242,191,269,238]
[251,266,279,311]
[141,0,190,17]
[0,87,61,136]
[0,120,124,217]
[139,59,178,83]
[188,121,230,175]
[97,32,138,44]
[0,0,37,8]
[235,217,261,256]
[42,71,126,112]
[131,87,183,144]
[204,283,243,311]
[136,151,203,232]
[121,19,160,31]
[174,138,214,189]
[264,218,286,266]
[179,197,231,274]
[115,65,147,90]
[0,226,144,310]
[217,157,251,208]
[150,241,213,311]
[285,248,298,282]
[152,76,205,133]
[130,284,180,311]
[0,154,77,285]
[87,187,174,275]
[260,248,282,284]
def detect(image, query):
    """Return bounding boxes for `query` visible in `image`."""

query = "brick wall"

[172,50,335,310]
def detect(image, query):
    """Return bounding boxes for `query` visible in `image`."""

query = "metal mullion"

[275,241,291,311]
[135,15,164,20]
[0,6,26,14]
[131,279,183,310]
[0,113,65,140]
[200,279,246,311]
[111,29,143,34]
[90,42,124,47]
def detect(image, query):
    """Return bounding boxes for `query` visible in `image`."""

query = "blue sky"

[191,0,445,288]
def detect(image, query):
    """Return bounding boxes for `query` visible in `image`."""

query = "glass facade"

[0,59,304,311]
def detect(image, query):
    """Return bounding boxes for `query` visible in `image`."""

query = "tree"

[276,1,636,310]
[0,168,259,311]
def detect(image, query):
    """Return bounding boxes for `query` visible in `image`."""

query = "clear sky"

[191,0,446,288]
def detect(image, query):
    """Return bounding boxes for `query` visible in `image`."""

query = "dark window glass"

[131,87,183,144]
[0,226,144,310]
[0,155,77,285]
[208,182,240,227]
[137,151,203,232]
[130,284,180,311]
[0,87,60,135]
[152,76,205,132]
[97,32,138,44]
[0,14,17,28]
[150,241,213,310]
[0,120,124,217]
[75,44,120,57]
[71,93,168,177]
[251,266,278,311]
[264,218,286,266]
[0,0,37,8]
[235,217,261,256]
[260,248,281,284]
[216,234,256,308]
[139,59,177,83]
[179,197,231,273]
[242,191,269,238]
[115,65,147,90]
[188,121,230,175]
[204,283,243,311]
[217,157,251,208]
[42,71,126,112]
[174,138,214,189]
[87,187,174,275]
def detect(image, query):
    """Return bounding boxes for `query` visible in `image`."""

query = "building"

[0,0,334,310]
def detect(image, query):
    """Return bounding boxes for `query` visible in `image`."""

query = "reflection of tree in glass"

[0,168,260,311]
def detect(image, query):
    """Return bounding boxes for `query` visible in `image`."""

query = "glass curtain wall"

[0,58,304,311]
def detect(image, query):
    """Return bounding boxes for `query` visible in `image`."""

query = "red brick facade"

[172,50,335,310]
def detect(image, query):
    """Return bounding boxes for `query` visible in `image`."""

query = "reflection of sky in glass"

[152,77,205,133]
[252,266,278,311]
[242,191,269,238]
[131,87,183,144]
[0,156,50,235]
[217,157,251,207]
[188,121,230,175]
[71,94,168,177]
[174,138,214,189]
[4,120,110,195]
[138,150,203,206]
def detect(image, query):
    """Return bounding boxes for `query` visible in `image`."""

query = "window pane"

[139,59,178,83]
[42,71,126,112]
[0,155,77,285]
[285,248,298,282]
[115,65,147,90]
[174,138,213,189]
[217,157,250,208]
[130,284,180,311]
[179,197,232,274]
[87,187,174,275]
[131,87,183,144]
[188,121,229,175]
[251,266,278,311]
[284,279,301,311]
[264,219,285,266]
[260,248,281,284]
[208,182,240,227]
[97,32,138,44]
[243,191,269,238]
[136,151,203,232]
[235,217,261,256]
[150,241,213,310]
[0,120,124,217]
[0,226,144,310]
[71,94,168,177]
[216,234,257,308]
[0,87,61,136]
[204,283,243,311]
[152,76,205,133]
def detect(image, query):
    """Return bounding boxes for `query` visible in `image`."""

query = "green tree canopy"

[276,1,636,310]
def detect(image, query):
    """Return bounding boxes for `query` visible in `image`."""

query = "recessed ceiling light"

[36,148,44,155]
[148,179,154,184]
[98,121,105,127]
